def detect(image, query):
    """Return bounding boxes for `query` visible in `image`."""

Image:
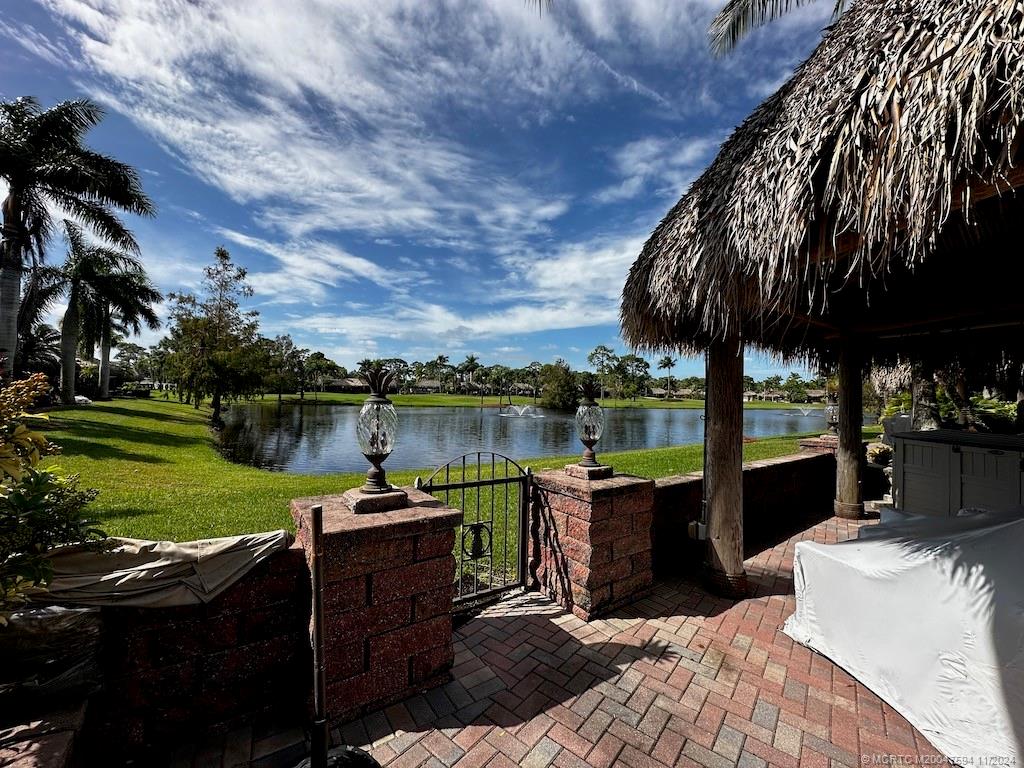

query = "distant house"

[412,378,442,393]
[650,387,668,397]
[325,377,369,393]
[762,389,787,402]
[805,388,828,403]
[743,390,760,402]
[510,382,536,396]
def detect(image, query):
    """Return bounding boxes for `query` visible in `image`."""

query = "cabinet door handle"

[989,449,1005,455]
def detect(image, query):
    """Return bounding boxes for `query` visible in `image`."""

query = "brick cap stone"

[563,463,614,480]
[342,487,409,514]
[291,486,460,545]
[534,469,654,499]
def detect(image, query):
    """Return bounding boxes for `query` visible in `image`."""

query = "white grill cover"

[41,530,294,608]
[783,511,1024,761]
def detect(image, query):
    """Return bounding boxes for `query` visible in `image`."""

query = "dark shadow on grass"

[89,507,166,526]
[41,418,204,450]
[50,437,171,464]
[47,403,206,427]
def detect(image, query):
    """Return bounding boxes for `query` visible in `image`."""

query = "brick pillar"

[290,488,461,724]
[533,471,654,621]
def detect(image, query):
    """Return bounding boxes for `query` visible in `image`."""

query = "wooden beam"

[704,336,748,598]
[834,342,864,519]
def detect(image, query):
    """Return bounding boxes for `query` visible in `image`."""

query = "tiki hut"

[621,0,1024,595]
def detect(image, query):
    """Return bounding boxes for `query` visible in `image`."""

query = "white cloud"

[594,134,722,204]
[0,18,72,66]
[214,228,417,305]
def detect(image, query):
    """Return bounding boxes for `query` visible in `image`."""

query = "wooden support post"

[704,336,747,598]
[834,343,865,518]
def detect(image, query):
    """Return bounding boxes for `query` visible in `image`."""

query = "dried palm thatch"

[621,0,1024,363]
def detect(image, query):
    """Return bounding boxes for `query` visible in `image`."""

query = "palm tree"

[434,354,451,393]
[527,361,543,404]
[57,222,148,403]
[460,354,481,389]
[0,97,154,381]
[17,323,60,377]
[15,263,63,376]
[657,355,677,399]
[80,268,161,399]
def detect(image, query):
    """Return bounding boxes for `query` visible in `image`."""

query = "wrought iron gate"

[415,452,533,609]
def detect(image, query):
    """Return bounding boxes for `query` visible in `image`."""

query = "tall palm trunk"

[1,194,23,381]
[60,287,81,404]
[99,304,112,399]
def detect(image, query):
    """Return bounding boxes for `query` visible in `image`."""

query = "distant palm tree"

[657,355,677,399]
[434,354,451,393]
[1,97,154,380]
[15,264,63,376]
[56,221,159,402]
[80,268,161,399]
[17,322,60,377]
[460,354,481,390]
[56,222,139,402]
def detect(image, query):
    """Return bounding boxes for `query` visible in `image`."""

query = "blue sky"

[1,0,831,378]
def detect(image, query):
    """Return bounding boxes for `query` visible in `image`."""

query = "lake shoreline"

[254,391,827,411]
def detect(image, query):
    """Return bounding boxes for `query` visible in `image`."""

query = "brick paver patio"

[176,515,945,767]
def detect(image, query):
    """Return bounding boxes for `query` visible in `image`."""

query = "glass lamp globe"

[575,397,605,468]
[824,400,839,435]
[356,371,399,493]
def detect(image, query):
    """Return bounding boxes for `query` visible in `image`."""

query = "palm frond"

[46,191,141,253]
[709,0,845,55]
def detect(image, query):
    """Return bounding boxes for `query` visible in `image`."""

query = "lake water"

[218,403,839,474]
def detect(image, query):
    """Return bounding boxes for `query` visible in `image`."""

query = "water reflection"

[219,403,846,474]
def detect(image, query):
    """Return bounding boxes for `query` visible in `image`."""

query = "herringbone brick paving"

[340,516,943,768]
[177,516,945,766]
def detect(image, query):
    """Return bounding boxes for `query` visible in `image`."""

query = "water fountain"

[798,407,814,417]
[499,405,545,418]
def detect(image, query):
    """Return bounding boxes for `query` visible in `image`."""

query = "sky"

[0,0,833,378]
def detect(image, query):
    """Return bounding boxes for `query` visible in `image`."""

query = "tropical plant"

[1,373,101,617]
[16,324,60,379]
[657,356,676,398]
[587,345,617,401]
[0,97,154,380]
[459,354,481,391]
[527,361,543,404]
[55,221,158,403]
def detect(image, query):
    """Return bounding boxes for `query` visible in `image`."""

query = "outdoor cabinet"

[893,430,1024,516]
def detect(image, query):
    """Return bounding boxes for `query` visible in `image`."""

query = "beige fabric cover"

[42,530,293,607]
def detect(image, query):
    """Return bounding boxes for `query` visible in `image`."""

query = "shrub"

[1,374,102,621]
[540,360,579,411]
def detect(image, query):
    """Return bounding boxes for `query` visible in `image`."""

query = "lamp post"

[825,395,840,435]
[575,376,605,467]
[356,364,399,493]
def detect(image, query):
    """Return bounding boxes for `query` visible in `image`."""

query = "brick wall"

[533,471,655,621]
[291,490,461,724]
[652,451,837,578]
[90,544,311,756]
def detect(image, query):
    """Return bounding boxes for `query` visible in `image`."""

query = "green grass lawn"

[262,391,823,410]
[39,397,852,543]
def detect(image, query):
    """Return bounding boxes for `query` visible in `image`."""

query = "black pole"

[310,504,328,768]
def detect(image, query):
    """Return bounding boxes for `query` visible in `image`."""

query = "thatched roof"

[622,0,1024,363]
